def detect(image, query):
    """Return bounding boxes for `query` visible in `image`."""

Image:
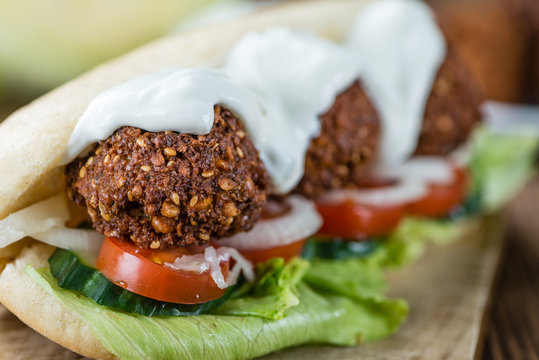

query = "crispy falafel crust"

[414,48,483,156]
[66,106,269,249]
[295,81,380,198]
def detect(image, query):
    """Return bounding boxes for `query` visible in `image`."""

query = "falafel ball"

[294,81,381,198]
[414,48,483,156]
[66,106,270,249]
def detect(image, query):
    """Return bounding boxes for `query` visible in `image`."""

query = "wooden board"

[264,217,504,360]
[0,215,504,360]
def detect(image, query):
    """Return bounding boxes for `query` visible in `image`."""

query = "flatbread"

[0,244,113,359]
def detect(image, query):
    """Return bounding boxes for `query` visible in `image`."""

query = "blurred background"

[0,1,537,359]
[0,0,538,123]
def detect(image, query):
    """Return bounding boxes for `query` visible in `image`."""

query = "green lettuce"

[468,127,538,212]
[27,266,407,359]
[303,255,408,341]
[378,217,465,268]
[213,257,308,320]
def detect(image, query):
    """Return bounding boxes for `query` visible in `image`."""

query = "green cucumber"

[444,191,482,222]
[48,248,232,317]
[302,238,378,260]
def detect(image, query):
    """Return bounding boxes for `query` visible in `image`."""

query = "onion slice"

[219,195,322,251]
[0,194,70,248]
[373,156,454,185]
[318,180,428,207]
[33,228,104,266]
[165,246,254,289]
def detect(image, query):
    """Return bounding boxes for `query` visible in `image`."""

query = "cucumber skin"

[48,248,232,317]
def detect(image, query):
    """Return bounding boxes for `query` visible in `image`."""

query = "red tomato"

[315,200,405,238]
[239,239,306,264]
[407,167,468,217]
[96,237,229,304]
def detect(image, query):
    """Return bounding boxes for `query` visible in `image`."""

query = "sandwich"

[0,0,537,359]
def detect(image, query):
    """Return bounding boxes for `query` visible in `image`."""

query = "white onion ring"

[219,195,322,251]
[317,179,428,206]
[374,156,454,185]
[164,246,254,289]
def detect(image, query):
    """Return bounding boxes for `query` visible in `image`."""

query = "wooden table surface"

[482,177,539,360]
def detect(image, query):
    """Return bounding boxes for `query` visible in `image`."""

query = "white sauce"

[64,0,447,194]
[347,0,446,165]
[222,27,362,191]
[64,68,298,194]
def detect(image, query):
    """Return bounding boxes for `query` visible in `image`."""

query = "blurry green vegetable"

[0,0,217,97]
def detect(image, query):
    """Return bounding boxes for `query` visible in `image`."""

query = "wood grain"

[483,177,539,360]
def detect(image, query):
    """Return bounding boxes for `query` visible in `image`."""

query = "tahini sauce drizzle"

[64,0,446,192]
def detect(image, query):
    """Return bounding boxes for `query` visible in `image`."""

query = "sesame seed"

[127,191,133,202]
[86,157,94,166]
[164,147,177,157]
[141,165,151,172]
[199,232,210,241]
[236,147,244,159]
[189,196,199,207]
[95,146,103,155]
[136,137,147,148]
[167,160,175,168]
[117,177,126,188]
[99,204,111,221]
[223,202,240,217]
[236,130,246,139]
[161,201,180,218]
[151,217,174,234]
[150,241,161,249]
[218,178,237,191]
[79,167,86,178]
[171,192,180,205]
[113,155,120,163]
[202,170,214,178]
[103,154,110,164]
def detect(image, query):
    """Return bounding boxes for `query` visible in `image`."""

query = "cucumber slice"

[48,248,232,317]
[444,191,482,222]
[302,238,378,260]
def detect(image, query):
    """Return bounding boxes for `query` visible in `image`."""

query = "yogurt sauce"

[347,0,446,165]
[63,68,300,194]
[64,29,362,194]
[223,28,362,191]
[64,0,447,193]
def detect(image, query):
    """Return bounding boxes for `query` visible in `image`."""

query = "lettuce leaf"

[27,266,407,359]
[213,257,308,320]
[303,255,408,341]
[379,217,464,268]
[469,127,538,212]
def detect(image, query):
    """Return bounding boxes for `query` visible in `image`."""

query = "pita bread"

[0,244,114,359]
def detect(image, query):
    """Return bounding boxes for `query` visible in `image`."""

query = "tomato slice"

[407,166,468,217]
[96,237,229,304]
[315,200,405,238]
[238,239,306,264]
